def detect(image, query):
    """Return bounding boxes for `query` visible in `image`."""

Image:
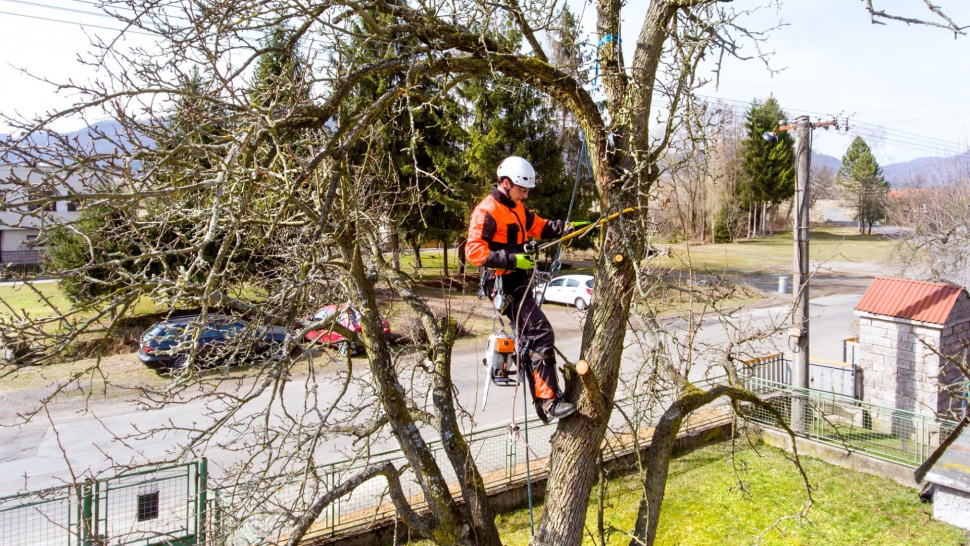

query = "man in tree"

[466,155,582,423]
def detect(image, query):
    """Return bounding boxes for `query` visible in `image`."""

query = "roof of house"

[855,277,966,325]
[915,416,970,490]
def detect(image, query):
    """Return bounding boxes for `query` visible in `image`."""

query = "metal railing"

[742,353,862,399]
[6,371,957,545]
[208,377,735,545]
[742,377,960,467]
[0,460,206,546]
[843,337,860,366]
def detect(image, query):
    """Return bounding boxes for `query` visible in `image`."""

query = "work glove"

[514,253,535,270]
[565,221,592,235]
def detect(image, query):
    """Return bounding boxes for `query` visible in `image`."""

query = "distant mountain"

[811,151,969,188]
[881,152,970,187]
[2,120,154,163]
[812,152,841,173]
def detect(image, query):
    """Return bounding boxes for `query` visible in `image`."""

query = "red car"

[305,305,391,355]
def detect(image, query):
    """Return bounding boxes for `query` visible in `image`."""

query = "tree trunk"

[441,238,449,277]
[456,237,467,275]
[761,201,768,238]
[769,204,776,236]
[391,228,401,271]
[531,221,636,545]
[411,240,423,269]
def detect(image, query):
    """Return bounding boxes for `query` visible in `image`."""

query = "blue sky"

[1,0,968,164]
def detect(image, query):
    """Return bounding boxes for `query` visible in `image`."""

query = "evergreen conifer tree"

[739,97,795,237]
[838,136,889,234]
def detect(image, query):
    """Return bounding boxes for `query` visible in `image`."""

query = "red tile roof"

[855,277,966,325]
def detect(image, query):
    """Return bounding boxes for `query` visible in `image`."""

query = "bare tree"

[1,2,965,546]
[894,164,970,287]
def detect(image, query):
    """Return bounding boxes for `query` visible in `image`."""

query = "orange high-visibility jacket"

[466,188,566,273]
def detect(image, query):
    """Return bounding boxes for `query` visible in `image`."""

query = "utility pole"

[778,116,837,433]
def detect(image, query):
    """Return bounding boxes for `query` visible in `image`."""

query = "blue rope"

[592,34,621,88]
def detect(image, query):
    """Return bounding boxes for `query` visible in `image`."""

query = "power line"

[691,93,969,157]
[0,8,157,36]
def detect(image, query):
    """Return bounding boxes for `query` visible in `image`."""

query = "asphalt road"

[0,280,872,496]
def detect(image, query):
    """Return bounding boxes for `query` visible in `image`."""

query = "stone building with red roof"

[855,277,969,419]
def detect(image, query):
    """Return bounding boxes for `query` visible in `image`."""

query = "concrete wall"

[940,296,970,418]
[934,485,970,531]
[858,314,943,417]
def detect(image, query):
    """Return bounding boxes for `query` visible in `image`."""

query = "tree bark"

[456,237,467,275]
[441,238,449,277]
[531,219,636,544]
[391,227,401,271]
[411,239,423,269]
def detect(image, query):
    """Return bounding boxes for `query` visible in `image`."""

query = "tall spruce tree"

[463,21,586,228]
[340,13,474,273]
[838,136,889,234]
[739,97,795,238]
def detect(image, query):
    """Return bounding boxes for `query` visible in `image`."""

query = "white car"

[534,274,594,310]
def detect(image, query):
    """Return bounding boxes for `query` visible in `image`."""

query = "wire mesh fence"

[0,487,73,546]
[209,376,736,545]
[4,372,958,545]
[741,377,961,466]
[0,461,204,546]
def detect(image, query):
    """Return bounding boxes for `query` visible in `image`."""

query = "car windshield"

[585,279,593,288]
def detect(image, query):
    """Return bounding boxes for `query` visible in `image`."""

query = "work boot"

[541,397,577,420]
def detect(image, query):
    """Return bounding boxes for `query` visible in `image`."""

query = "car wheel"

[574,298,588,311]
[170,355,188,369]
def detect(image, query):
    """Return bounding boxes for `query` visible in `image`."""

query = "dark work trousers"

[485,269,560,401]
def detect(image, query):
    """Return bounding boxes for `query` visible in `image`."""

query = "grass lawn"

[658,226,897,275]
[0,282,166,320]
[426,441,963,546]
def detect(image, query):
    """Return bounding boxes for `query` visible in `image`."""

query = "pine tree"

[463,19,587,225]
[249,24,310,109]
[838,136,889,234]
[739,97,795,237]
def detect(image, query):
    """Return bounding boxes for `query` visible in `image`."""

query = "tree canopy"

[1,2,964,546]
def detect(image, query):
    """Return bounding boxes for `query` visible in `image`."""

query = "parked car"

[304,305,391,355]
[138,314,288,369]
[534,274,594,310]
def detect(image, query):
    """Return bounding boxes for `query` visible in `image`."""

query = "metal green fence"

[208,376,735,545]
[0,460,206,546]
[742,377,960,467]
[9,373,956,545]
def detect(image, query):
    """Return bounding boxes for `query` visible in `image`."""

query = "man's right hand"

[514,253,535,270]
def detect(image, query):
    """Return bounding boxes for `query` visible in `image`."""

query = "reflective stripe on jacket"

[466,187,565,273]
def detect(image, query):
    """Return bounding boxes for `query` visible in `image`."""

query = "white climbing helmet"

[496,156,537,188]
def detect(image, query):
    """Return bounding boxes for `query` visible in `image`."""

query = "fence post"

[197,458,208,545]
[505,431,514,482]
[79,482,94,546]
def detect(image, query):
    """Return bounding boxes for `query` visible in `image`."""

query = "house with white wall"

[1,165,82,266]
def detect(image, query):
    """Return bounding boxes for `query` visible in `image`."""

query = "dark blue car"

[137,314,289,369]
